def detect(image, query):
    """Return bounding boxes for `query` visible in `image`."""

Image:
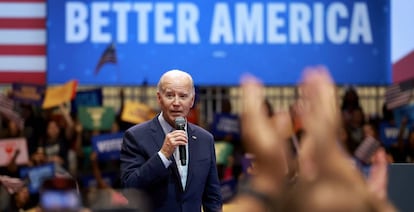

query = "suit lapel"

[185,125,197,190]
[150,117,165,151]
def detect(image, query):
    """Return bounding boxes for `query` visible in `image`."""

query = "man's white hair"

[157,69,195,95]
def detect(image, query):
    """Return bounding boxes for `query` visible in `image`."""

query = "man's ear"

[191,95,195,108]
[156,92,162,103]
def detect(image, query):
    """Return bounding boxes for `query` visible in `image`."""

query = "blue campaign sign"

[393,104,414,127]
[211,113,240,141]
[378,121,409,148]
[12,83,46,106]
[92,132,124,161]
[71,88,103,113]
[20,163,55,194]
[47,0,390,86]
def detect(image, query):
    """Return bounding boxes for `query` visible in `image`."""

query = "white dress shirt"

[157,113,189,190]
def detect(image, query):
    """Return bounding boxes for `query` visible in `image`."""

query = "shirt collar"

[158,112,187,134]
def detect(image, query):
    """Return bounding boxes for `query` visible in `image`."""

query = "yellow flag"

[42,80,78,109]
[121,101,157,124]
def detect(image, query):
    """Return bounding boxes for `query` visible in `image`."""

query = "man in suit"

[120,69,223,212]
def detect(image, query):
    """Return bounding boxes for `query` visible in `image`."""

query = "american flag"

[385,78,414,110]
[0,0,46,84]
[354,136,381,165]
[95,43,117,74]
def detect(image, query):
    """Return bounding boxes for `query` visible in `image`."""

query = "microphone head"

[175,117,186,130]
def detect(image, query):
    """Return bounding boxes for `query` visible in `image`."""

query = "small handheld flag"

[385,78,414,110]
[95,43,117,74]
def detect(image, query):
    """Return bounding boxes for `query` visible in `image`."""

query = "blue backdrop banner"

[47,0,390,85]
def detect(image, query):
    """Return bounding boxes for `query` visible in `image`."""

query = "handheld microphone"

[175,117,186,166]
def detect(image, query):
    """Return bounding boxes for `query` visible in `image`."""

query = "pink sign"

[0,138,29,167]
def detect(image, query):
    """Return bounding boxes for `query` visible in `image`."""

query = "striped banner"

[0,0,46,84]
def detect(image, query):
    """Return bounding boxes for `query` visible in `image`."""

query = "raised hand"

[240,74,293,195]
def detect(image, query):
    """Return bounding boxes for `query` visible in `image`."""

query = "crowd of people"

[0,67,410,211]
[0,92,135,211]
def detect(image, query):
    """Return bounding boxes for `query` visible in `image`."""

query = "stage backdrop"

[47,0,390,86]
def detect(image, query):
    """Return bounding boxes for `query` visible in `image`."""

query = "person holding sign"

[38,103,75,172]
[120,70,222,212]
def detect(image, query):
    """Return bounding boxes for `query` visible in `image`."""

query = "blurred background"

[1,0,414,211]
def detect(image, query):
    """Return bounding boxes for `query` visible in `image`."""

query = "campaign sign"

[0,138,29,167]
[211,113,240,141]
[215,141,234,165]
[71,88,103,113]
[393,104,414,127]
[78,106,116,130]
[121,101,157,124]
[378,121,409,148]
[42,80,78,109]
[11,83,46,106]
[92,132,124,161]
[20,163,55,193]
[47,0,390,85]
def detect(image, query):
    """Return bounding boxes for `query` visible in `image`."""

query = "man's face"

[157,77,194,126]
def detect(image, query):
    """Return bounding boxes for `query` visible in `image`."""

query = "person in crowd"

[388,116,409,163]
[231,67,395,212]
[0,157,38,211]
[212,98,243,182]
[39,103,75,171]
[8,184,33,211]
[116,88,135,132]
[377,104,409,162]
[340,87,367,155]
[120,69,222,212]
[86,151,136,211]
[0,118,22,139]
[404,129,414,162]
[341,86,364,125]
[20,103,46,156]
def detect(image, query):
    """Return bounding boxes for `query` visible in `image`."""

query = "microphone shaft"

[175,117,186,166]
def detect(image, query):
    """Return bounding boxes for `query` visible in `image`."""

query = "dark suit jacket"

[120,116,223,212]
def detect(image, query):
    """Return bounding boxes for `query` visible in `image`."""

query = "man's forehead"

[162,79,191,89]
[162,86,191,93]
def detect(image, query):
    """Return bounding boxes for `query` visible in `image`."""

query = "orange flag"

[121,101,157,124]
[42,80,78,109]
